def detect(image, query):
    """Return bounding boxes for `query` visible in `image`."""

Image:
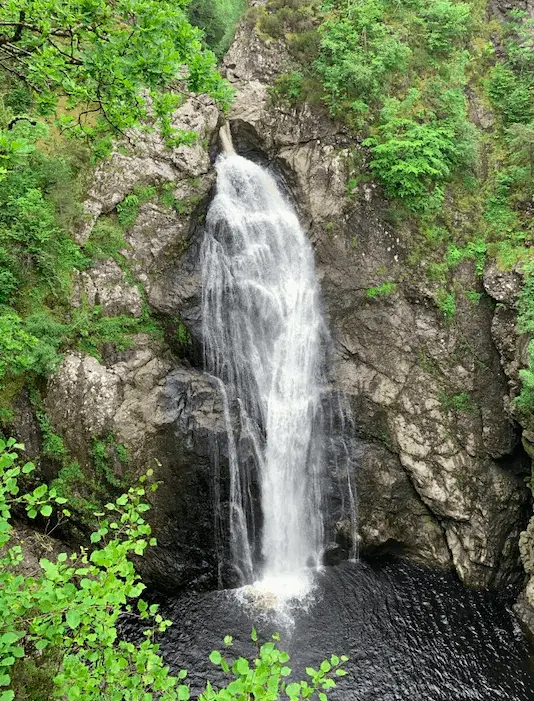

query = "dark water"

[140,560,534,700]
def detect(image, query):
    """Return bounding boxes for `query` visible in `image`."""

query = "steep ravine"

[10,0,534,638]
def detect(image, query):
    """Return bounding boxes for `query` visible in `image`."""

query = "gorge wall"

[8,0,534,636]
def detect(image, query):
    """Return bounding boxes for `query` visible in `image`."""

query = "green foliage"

[259,0,319,37]
[203,630,347,701]
[364,88,476,212]
[188,0,247,58]
[506,122,534,177]
[0,0,232,142]
[487,12,534,126]
[35,410,67,461]
[315,0,410,125]
[159,180,204,216]
[175,322,194,353]
[92,433,129,491]
[0,439,348,700]
[0,409,14,427]
[517,341,534,421]
[465,290,482,304]
[436,290,457,320]
[439,391,476,414]
[70,304,163,361]
[0,313,39,383]
[0,123,86,306]
[269,72,304,106]
[419,1,472,55]
[366,281,396,298]
[0,0,234,414]
[487,64,533,125]
[116,186,157,229]
[82,219,127,266]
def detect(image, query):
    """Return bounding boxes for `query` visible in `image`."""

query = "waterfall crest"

[201,150,328,595]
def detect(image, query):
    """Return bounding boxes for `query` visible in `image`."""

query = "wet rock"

[355,443,451,568]
[323,543,349,566]
[45,343,229,590]
[76,95,219,244]
[483,264,522,307]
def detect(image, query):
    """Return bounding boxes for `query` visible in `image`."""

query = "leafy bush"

[419,0,472,55]
[269,72,304,106]
[364,89,475,212]
[0,313,38,382]
[0,0,232,140]
[0,439,348,700]
[315,1,410,125]
[0,125,86,305]
[487,64,533,125]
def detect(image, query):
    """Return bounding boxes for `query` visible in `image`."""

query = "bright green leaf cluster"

[0,439,349,700]
[0,0,233,141]
[202,629,348,701]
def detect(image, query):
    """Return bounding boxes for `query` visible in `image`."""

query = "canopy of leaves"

[0,0,233,141]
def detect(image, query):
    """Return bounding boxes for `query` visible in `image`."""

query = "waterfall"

[201,141,330,595]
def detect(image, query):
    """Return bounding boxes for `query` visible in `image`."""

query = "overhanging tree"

[0,0,233,142]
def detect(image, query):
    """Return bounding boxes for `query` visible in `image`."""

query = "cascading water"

[201,129,334,597]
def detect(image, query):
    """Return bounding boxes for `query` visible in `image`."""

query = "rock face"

[480,263,534,634]
[217,20,530,589]
[29,4,531,596]
[45,344,229,590]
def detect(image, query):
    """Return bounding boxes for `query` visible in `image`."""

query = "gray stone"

[45,344,229,590]
[73,260,143,317]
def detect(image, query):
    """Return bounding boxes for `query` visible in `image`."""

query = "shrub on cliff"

[0,438,347,700]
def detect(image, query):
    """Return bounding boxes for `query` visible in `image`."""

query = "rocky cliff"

[11,0,534,633]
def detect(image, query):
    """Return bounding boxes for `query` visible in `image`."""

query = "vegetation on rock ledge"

[257,0,534,422]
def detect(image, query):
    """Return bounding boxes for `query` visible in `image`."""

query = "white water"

[201,148,328,597]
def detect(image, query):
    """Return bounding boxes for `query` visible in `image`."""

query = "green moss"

[175,322,193,352]
[83,218,128,265]
[439,391,477,414]
[465,290,482,303]
[366,282,397,298]
[92,433,130,490]
[116,185,157,228]
[159,180,204,216]
[35,410,67,460]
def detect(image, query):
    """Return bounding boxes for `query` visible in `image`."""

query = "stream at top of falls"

[132,145,534,699]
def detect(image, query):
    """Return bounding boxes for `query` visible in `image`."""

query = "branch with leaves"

[0,0,233,142]
[0,439,349,701]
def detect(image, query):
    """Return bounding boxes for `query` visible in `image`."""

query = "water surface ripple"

[150,560,534,700]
